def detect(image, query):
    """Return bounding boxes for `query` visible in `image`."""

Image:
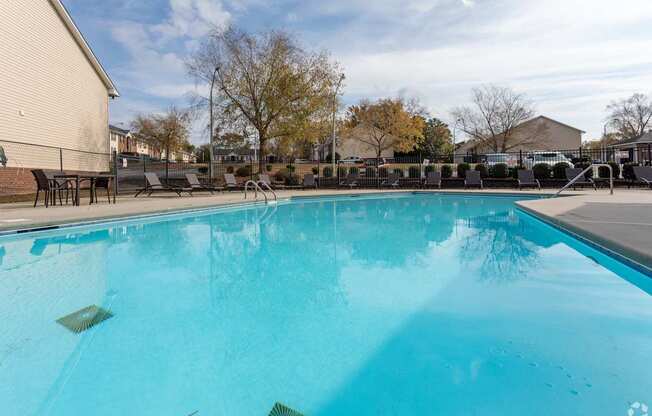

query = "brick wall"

[0,168,36,195]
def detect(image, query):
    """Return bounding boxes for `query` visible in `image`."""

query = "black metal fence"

[0,139,112,197]
[2,140,651,198]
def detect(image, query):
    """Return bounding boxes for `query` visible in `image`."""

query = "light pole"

[209,66,219,180]
[452,118,462,164]
[331,74,345,177]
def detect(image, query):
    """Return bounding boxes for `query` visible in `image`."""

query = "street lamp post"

[331,74,345,178]
[452,117,462,164]
[209,66,219,180]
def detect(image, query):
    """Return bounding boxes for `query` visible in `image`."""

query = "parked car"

[484,153,517,167]
[340,156,365,164]
[524,151,573,169]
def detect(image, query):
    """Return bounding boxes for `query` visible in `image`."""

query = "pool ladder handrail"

[555,163,613,197]
[244,180,278,203]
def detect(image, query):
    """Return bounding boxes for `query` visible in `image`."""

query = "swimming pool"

[1,193,650,415]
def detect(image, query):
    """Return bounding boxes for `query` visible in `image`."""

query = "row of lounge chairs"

[134,166,652,198]
[134,173,319,197]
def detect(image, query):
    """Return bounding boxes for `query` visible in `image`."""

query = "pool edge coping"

[0,190,553,236]
[515,202,652,277]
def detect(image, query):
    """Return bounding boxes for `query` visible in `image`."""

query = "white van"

[524,151,573,169]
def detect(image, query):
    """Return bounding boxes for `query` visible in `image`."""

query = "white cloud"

[153,0,231,40]
[461,0,474,7]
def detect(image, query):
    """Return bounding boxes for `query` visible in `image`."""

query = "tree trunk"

[258,136,266,176]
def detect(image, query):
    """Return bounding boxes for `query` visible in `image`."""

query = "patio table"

[54,173,116,206]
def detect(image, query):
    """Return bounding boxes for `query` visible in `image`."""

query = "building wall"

[0,0,110,172]
[457,117,583,154]
[338,125,396,159]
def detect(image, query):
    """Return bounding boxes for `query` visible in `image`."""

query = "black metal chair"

[31,169,73,207]
[92,175,113,204]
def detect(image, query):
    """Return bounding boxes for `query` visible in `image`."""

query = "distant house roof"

[109,125,130,135]
[526,115,585,134]
[49,0,119,97]
[214,148,255,156]
[609,131,652,148]
[456,115,584,152]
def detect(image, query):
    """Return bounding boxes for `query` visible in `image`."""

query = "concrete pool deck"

[1,187,651,273]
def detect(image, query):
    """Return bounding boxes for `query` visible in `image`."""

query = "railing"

[244,180,278,203]
[256,180,278,201]
[555,163,613,196]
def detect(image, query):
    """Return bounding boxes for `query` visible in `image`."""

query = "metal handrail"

[244,180,268,203]
[256,180,278,201]
[555,163,613,196]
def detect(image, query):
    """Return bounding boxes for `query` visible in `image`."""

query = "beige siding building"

[336,124,398,159]
[0,0,117,193]
[457,116,584,155]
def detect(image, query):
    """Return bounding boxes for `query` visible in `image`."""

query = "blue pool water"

[0,193,650,415]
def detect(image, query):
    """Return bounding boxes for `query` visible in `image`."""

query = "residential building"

[214,147,257,163]
[0,0,118,194]
[609,132,652,164]
[321,124,398,160]
[456,116,584,155]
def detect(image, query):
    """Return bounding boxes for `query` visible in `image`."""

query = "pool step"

[269,402,304,416]
[56,305,113,334]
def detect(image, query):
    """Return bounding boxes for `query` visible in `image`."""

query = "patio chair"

[92,175,113,204]
[565,168,596,190]
[464,171,483,189]
[517,169,541,190]
[339,173,359,189]
[303,173,317,189]
[185,173,222,194]
[381,173,400,188]
[224,173,242,191]
[633,166,652,189]
[31,169,73,207]
[134,172,192,197]
[258,174,276,189]
[423,171,442,189]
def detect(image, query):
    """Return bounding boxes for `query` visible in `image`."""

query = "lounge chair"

[381,173,400,188]
[185,173,222,194]
[303,174,317,189]
[339,173,359,189]
[31,169,73,207]
[517,169,541,190]
[634,166,652,189]
[464,170,483,189]
[224,173,243,191]
[134,172,192,197]
[565,168,596,190]
[423,171,441,189]
[258,174,278,189]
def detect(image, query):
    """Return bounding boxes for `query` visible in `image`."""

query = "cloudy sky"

[63,0,652,143]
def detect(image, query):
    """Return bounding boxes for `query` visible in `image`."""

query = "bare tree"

[606,93,652,140]
[344,97,424,159]
[451,85,545,153]
[131,107,191,161]
[187,26,343,171]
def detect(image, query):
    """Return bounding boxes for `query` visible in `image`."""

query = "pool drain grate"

[268,402,304,416]
[56,305,113,334]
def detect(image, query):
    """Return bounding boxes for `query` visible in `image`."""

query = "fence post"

[165,157,169,184]
[519,150,523,167]
[113,151,119,196]
[59,148,63,172]
[579,146,583,161]
[143,155,147,187]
